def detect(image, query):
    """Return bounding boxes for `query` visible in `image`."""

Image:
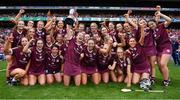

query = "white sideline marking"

[0,69,6,72]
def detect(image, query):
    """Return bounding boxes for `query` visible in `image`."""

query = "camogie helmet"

[139,78,152,91]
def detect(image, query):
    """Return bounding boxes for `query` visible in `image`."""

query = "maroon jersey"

[9,47,31,71]
[82,47,98,67]
[153,23,172,54]
[128,44,150,73]
[59,43,68,57]
[45,52,63,71]
[97,53,113,73]
[124,29,139,49]
[98,53,112,67]
[63,38,84,76]
[12,29,27,48]
[45,43,53,52]
[142,28,157,56]
[115,57,131,71]
[54,29,66,37]
[28,47,46,75]
[143,28,155,47]
[35,28,46,41]
[65,39,84,65]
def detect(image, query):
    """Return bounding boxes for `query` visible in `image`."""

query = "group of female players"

[3,5,172,88]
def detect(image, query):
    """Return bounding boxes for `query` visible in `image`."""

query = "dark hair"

[139,18,148,23]
[35,38,44,46]
[18,37,28,46]
[148,19,156,23]
[51,44,59,49]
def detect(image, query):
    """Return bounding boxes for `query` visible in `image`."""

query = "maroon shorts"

[63,61,81,76]
[81,65,98,75]
[157,47,172,57]
[157,44,172,56]
[97,65,109,74]
[28,67,45,76]
[143,46,157,57]
[132,61,150,74]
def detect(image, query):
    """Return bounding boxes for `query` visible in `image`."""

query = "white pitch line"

[0,69,6,72]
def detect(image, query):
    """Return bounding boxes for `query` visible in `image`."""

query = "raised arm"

[23,39,34,53]
[64,28,75,41]
[45,16,56,31]
[155,5,172,27]
[117,33,126,47]
[124,10,138,29]
[3,34,13,54]
[138,24,145,46]
[11,9,25,24]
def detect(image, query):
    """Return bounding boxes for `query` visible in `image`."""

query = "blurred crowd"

[0,12,180,18]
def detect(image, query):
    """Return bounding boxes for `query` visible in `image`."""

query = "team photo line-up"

[3,5,172,89]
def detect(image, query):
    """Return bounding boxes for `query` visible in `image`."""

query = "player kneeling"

[45,44,63,84]
[109,47,132,87]
[4,37,31,86]
[126,25,151,90]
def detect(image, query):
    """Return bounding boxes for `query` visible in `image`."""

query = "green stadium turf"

[0,61,180,99]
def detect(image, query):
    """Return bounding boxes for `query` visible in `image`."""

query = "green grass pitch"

[0,61,180,99]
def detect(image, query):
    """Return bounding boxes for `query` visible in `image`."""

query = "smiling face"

[139,19,147,27]
[17,21,25,30]
[76,32,84,43]
[116,23,123,32]
[101,27,108,36]
[117,47,124,58]
[108,22,115,31]
[28,28,35,39]
[56,34,63,43]
[46,35,52,43]
[123,23,131,32]
[27,21,34,28]
[129,38,137,47]
[21,37,28,47]
[37,21,44,30]
[87,39,95,50]
[36,39,44,49]
[84,34,90,43]
[51,45,59,55]
[148,20,157,30]
[78,24,85,32]
[90,23,98,32]
[57,20,64,28]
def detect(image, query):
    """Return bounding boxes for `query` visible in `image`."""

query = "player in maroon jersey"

[89,22,100,36]
[12,9,34,30]
[23,39,47,86]
[81,38,112,85]
[116,23,123,33]
[11,21,27,48]
[63,30,84,86]
[97,43,113,83]
[126,24,150,84]
[45,34,54,51]
[45,44,63,84]
[84,34,90,45]
[26,28,36,47]
[147,5,172,86]
[138,18,157,84]
[35,21,47,41]
[109,47,132,87]
[4,37,31,86]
